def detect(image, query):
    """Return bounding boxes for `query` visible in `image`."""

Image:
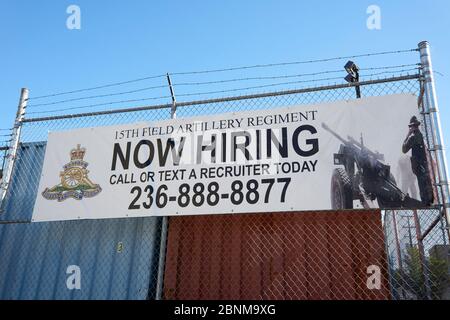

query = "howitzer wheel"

[331,168,353,210]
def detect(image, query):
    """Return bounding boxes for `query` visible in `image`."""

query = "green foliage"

[403,246,426,299]
[429,252,450,299]
[393,245,449,300]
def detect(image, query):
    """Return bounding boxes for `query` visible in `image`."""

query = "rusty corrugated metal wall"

[163,210,391,300]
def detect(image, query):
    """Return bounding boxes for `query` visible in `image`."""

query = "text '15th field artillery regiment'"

[42,144,102,202]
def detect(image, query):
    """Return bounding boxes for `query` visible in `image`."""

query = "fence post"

[391,211,406,299]
[167,73,177,119]
[413,210,432,299]
[418,41,450,239]
[154,74,177,300]
[0,88,28,212]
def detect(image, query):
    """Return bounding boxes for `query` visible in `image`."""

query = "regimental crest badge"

[42,144,102,202]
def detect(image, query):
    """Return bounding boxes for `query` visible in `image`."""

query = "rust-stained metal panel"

[163,210,391,300]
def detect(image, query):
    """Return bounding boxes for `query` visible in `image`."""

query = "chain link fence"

[0,47,449,300]
[0,147,7,188]
[385,209,449,300]
[163,210,392,300]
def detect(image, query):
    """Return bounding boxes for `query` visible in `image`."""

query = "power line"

[27,95,172,115]
[27,84,169,108]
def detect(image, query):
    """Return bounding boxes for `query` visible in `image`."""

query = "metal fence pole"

[418,41,450,240]
[1,146,8,177]
[0,88,28,212]
[413,210,432,299]
[155,74,177,300]
[167,73,177,119]
[391,210,406,298]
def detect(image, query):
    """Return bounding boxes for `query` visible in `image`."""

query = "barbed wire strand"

[27,48,417,100]
[27,95,172,115]
[28,74,167,100]
[174,64,420,87]
[176,68,419,98]
[0,139,12,147]
[27,84,169,108]
[362,63,420,71]
[171,49,418,75]
[27,64,419,109]
[26,68,419,116]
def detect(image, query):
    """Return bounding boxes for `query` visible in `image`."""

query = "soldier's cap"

[408,116,421,127]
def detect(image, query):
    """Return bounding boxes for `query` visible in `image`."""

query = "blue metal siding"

[0,142,162,299]
[0,218,161,300]
[1,142,46,222]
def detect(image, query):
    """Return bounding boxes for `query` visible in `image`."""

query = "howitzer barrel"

[347,136,384,161]
[322,122,385,161]
[321,123,348,145]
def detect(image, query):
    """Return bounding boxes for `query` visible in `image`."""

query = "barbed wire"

[27,95,172,115]
[26,48,417,100]
[0,128,12,132]
[362,63,420,71]
[25,64,419,112]
[173,64,420,87]
[25,68,419,116]
[27,64,417,109]
[28,74,167,100]
[176,69,419,98]
[0,139,11,147]
[174,77,343,98]
[27,84,169,108]
[170,49,418,75]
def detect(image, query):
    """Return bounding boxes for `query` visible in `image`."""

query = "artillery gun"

[321,123,423,210]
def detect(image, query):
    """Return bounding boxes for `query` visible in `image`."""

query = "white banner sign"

[32,93,434,222]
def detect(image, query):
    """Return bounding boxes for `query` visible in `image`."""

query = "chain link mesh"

[0,71,448,300]
[163,210,392,300]
[0,147,7,187]
[384,209,449,300]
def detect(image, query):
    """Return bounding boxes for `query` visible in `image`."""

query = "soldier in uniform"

[402,116,434,206]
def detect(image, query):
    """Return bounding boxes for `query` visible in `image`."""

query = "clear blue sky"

[1,0,449,162]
